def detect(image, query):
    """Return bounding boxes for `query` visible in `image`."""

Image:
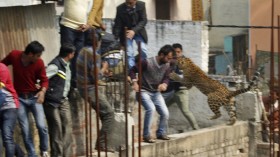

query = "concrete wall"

[133,121,250,157]
[168,89,261,133]
[103,0,192,20]
[104,19,209,72]
[103,0,156,20]
[169,0,192,21]
[0,0,43,7]
[208,0,249,51]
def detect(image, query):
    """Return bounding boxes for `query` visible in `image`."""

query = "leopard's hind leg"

[207,98,222,120]
[224,98,236,125]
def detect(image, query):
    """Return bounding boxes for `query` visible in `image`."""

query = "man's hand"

[158,83,167,92]
[36,89,46,104]
[100,23,106,31]
[126,30,135,39]
[78,24,90,32]
[101,61,113,77]
[132,82,139,92]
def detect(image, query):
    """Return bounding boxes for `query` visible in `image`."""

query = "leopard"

[169,57,260,125]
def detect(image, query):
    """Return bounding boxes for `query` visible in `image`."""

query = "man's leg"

[88,89,114,150]
[1,109,17,157]
[153,92,169,137]
[174,90,199,129]
[44,102,63,157]
[60,100,73,156]
[18,98,37,157]
[71,31,85,88]
[134,35,148,59]
[139,91,156,139]
[30,101,49,155]
[60,25,85,88]
[126,38,135,69]
[162,90,175,107]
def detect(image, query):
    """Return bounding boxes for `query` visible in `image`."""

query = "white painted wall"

[103,19,209,72]
[103,0,156,20]
[103,0,192,20]
[170,0,192,21]
[0,0,50,7]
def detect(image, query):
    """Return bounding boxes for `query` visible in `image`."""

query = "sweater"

[60,0,93,29]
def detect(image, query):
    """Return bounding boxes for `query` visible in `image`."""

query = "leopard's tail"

[227,69,261,98]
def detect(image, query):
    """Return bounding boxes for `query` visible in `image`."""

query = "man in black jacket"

[113,0,148,69]
[44,44,75,157]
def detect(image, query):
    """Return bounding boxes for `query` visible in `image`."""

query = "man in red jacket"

[1,41,49,157]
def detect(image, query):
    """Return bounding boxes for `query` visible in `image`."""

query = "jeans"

[126,35,148,69]
[60,25,85,88]
[18,96,48,157]
[0,109,18,157]
[138,90,169,138]
[44,100,73,157]
[79,87,114,148]
[162,90,199,130]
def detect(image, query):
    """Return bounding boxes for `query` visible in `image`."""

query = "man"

[162,43,199,130]
[113,0,148,69]
[0,63,24,157]
[129,45,174,143]
[76,32,115,152]
[1,41,49,157]
[60,0,105,87]
[43,44,75,157]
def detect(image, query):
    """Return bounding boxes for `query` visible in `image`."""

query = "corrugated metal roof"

[0,0,54,7]
[0,4,59,63]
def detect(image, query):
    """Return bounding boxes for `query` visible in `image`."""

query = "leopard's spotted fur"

[170,57,259,125]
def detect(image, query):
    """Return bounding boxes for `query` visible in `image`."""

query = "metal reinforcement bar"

[92,29,101,157]
[124,27,129,157]
[278,15,280,157]
[269,0,275,156]
[84,45,89,157]
[137,41,143,157]
[132,125,135,157]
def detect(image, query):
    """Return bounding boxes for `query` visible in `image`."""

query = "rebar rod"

[132,125,135,157]
[92,29,101,157]
[137,41,142,157]
[277,15,280,157]
[269,0,275,156]
[124,27,129,157]
[84,46,89,157]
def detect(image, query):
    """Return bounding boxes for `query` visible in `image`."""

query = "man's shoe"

[157,134,170,140]
[41,151,49,157]
[98,80,107,86]
[95,146,115,153]
[143,136,156,143]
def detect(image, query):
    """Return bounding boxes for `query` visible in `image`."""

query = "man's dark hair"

[158,44,175,56]
[172,43,183,50]
[24,41,45,55]
[59,44,76,58]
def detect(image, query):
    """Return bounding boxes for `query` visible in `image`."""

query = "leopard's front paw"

[227,117,236,125]
[169,72,181,81]
[208,113,221,120]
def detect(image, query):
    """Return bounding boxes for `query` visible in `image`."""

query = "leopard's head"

[176,57,188,69]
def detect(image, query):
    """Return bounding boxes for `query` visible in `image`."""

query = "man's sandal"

[157,134,170,140]
[143,136,156,143]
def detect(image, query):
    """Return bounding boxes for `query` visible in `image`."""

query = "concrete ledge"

[123,121,250,157]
